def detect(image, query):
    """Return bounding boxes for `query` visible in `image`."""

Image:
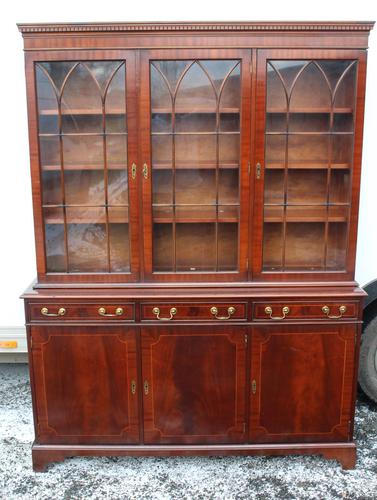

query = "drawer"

[29,303,135,321]
[141,302,247,321]
[253,301,358,321]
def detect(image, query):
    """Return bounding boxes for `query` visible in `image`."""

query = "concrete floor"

[1,363,377,499]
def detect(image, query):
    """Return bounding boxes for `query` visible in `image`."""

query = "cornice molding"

[17,21,375,35]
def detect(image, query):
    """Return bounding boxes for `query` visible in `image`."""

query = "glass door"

[141,50,251,281]
[253,49,366,280]
[35,52,138,281]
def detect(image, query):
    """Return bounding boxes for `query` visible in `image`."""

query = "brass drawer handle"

[210,306,236,320]
[40,307,66,317]
[98,307,124,317]
[322,305,347,319]
[264,306,290,320]
[152,307,177,321]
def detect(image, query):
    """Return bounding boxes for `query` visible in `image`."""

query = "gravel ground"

[1,363,377,500]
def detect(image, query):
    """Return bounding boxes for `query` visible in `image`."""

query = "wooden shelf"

[152,161,239,170]
[266,161,350,170]
[154,217,238,223]
[264,205,348,223]
[151,108,240,114]
[266,107,353,114]
[39,109,125,116]
[41,164,127,171]
[44,210,129,224]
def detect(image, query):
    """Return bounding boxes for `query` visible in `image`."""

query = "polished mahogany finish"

[19,21,373,471]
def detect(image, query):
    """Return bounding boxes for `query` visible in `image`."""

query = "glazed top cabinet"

[18,22,373,285]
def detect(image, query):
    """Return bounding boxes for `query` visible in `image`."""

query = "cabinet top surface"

[17,21,375,34]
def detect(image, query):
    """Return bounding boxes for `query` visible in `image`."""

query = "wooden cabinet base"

[31,442,357,472]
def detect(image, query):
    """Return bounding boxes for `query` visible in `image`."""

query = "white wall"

[1,1,376,327]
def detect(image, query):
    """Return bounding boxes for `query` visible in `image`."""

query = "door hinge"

[248,161,251,175]
[246,258,249,270]
[30,336,32,349]
[243,422,246,433]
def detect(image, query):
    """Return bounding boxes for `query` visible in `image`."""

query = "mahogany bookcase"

[18,21,374,471]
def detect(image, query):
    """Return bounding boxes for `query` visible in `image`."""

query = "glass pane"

[176,223,216,271]
[64,170,104,205]
[263,59,357,272]
[150,59,241,273]
[107,136,127,168]
[36,65,59,134]
[42,171,62,205]
[61,63,102,133]
[287,170,327,204]
[44,207,66,272]
[153,223,173,272]
[39,136,60,168]
[285,223,325,269]
[263,223,283,270]
[327,223,347,269]
[63,136,103,168]
[36,60,130,274]
[66,207,107,272]
[218,223,238,271]
[108,170,128,205]
[109,207,130,272]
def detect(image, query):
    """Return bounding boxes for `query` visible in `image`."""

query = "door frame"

[251,48,367,281]
[249,323,357,443]
[141,324,248,444]
[25,49,140,283]
[139,48,252,282]
[30,324,140,444]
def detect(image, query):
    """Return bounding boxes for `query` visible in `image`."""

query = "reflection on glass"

[263,59,357,272]
[36,60,130,274]
[150,59,241,272]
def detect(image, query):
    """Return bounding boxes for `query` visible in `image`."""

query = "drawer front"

[253,301,358,321]
[141,302,247,321]
[29,303,135,321]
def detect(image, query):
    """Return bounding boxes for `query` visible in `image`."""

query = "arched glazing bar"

[35,60,129,273]
[263,59,357,272]
[150,59,241,273]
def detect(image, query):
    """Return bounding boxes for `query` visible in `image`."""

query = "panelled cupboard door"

[249,324,357,443]
[252,49,367,281]
[30,326,139,444]
[140,49,252,282]
[26,50,139,283]
[141,326,247,444]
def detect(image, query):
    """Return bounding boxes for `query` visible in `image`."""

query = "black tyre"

[359,316,377,403]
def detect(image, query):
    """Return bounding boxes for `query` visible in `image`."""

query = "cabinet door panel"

[140,49,251,281]
[253,49,367,280]
[31,326,139,444]
[250,324,357,443]
[142,326,247,444]
[31,51,139,282]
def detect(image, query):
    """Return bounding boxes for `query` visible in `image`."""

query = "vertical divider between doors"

[249,49,258,281]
